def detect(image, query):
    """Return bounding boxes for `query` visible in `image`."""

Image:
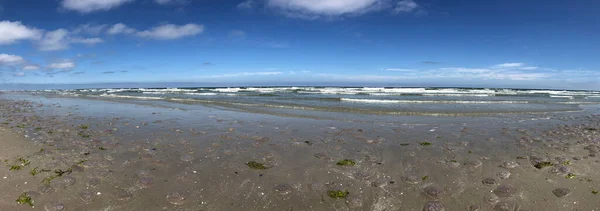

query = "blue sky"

[0,0,598,89]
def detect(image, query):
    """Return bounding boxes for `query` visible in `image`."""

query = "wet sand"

[0,93,599,211]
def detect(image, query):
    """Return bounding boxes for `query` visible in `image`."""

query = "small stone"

[79,191,96,203]
[166,191,186,205]
[423,185,445,199]
[497,171,511,179]
[44,202,65,211]
[469,204,481,211]
[484,194,499,204]
[494,184,517,197]
[274,184,292,195]
[423,201,445,211]
[494,202,515,211]
[180,154,194,162]
[500,161,519,169]
[552,188,571,198]
[482,178,497,185]
[86,178,100,187]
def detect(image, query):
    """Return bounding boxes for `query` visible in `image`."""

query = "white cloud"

[519,66,538,70]
[48,61,76,69]
[493,63,524,68]
[61,0,135,13]
[136,24,204,40]
[73,24,108,34]
[0,54,26,66]
[70,37,104,45]
[0,21,43,45]
[268,0,381,16]
[22,65,40,70]
[13,72,25,77]
[237,0,254,9]
[107,23,137,35]
[38,29,70,51]
[394,0,418,13]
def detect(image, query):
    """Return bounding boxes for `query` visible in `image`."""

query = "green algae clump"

[336,159,356,166]
[246,161,269,170]
[419,142,432,146]
[422,175,429,181]
[534,161,554,169]
[328,190,349,199]
[565,173,576,179]
[16,192,33,206]
[592,190,598,195]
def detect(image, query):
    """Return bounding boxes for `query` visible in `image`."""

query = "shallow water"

[0,92,599,211]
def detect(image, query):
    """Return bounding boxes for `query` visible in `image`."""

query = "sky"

[0,0,598,90]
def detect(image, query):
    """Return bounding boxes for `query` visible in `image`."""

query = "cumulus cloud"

[136,24,204,40]
[70,37,104,45]
[0,54,26,66]
[22,65,41,70]
[237,0,254,9]
[38,29,70,51]
[268,0,381,16]
[394,0,418,13]
[48,61,76,70]
[61,0,135,13]
[107,23,137,35]
[73,24,108,35]
[0,21,43,45]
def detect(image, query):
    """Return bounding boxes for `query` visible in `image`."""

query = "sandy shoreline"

[0,93,599,210]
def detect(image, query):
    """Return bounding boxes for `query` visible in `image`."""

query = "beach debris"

[534,161,554,169]
[336,159,356,166]
[422,201,445,211]
[420,142,432,146]
[328,190,349,199]
[246,161,270,169]
[16,192,33,206]
[552,188,571,198]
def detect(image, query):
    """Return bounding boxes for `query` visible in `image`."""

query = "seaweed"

[34,127,42,131]
[422,175,429,181]
[534,162,553,169]
[78,132,91,138]
[336,159,356,166]
[9,165,22,171]
[30,167,39,176]
[99,147,106,150]
[42,175,57,184]
[419,142,432,146]
[450,160,458,163]
[8,157,30,171]
[246,161,270,170]
[16,192,33,206]
[565,173,576,179]
[562,160,571,165]
[76,160,87,164]
[516,156,527,159]
[400,143,410,146]
[468,151,472,154]
[79,125,89,129]
[593,190,598,195]
[328,190,349,199]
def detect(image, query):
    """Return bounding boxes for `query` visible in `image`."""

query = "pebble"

[482,178,497,185]
[497,171,511,179]
[494,184,517,197]
[79,191,96,203]
[500,161,519,169]
[44,202,65,211]
[422,201,445,211]
[166,191,187,205]
[180,154,194,162]
[274,184,292,195]
[422,185,445,200]
[552,188,571,198]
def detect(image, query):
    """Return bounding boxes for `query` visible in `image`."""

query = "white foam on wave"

[340,98,527,104]
[549,95,574,99]
[99,94,163,100]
